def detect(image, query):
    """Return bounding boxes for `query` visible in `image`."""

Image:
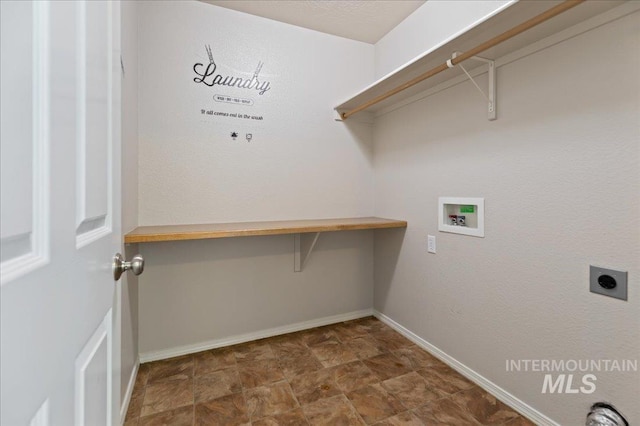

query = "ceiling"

[200,0,426,44]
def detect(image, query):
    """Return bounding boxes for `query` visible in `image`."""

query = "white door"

[1,1,123,425]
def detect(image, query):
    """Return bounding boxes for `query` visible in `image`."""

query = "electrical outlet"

[590,265,627,301]
[427,235,436,253]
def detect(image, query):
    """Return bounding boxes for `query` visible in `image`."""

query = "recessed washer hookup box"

[438,197,484,237]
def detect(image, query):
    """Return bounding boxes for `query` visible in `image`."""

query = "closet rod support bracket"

[294,232,321,272]
[452,52,496,121]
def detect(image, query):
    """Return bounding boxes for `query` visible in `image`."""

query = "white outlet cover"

[427,235,436,253]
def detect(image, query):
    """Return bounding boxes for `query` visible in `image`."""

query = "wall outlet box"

[427,235,436,253]
[590,265,627,301]
[438,197,485,237]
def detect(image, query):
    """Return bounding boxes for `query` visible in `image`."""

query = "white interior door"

[1,1,122,425]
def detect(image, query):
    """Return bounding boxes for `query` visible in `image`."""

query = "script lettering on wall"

[193,45,271,125]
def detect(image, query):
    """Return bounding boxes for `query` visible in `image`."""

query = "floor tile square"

[302,394,365,426]
[413,397,480,425]
[277,353,323,380]
[310,340,359,368]
[290,368,342,405]
[346,383,405,424]
[332,322,371,342]
[416,368,472,395]
[372,330,413,351]
[238,359,285,388]
[141,379,193,417]
[123,418,139,426]
[135,364,150,389]
[270,337,309,360]
[504,415,536,426]
[138,406,193,426]
[332,361,380,393]
[373,411,424,425]
[392,346,442,370]
[195,393,249,425]
[449,387,520,424]
[300,327,340,347]
[233,341,275,363]
[363,353,412,380]
[126,391,144,420]
[146,355,193,384]
[193,348,236,376]
[347,317,389,333]
[345,336,387,359]
[381,372,442,409]
[195,367,242,403]
[252,408,309,425]
[427,362,455,374]
[245,381,299,420]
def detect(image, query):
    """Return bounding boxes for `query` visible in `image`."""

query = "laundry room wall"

[373,6,640,425]
[136,1,377,358]
[374,0,511,79]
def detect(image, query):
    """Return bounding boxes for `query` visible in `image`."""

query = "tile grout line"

[281,375,308,425]
[346,394,371,426]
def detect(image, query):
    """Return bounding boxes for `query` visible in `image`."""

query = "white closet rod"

[341,0,586,120]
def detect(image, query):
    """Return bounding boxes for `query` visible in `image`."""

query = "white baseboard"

[119,359,139,425]
[139,309,373,363]
[373,310,559,426]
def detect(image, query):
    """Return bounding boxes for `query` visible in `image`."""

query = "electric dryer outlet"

[589,266,627,301]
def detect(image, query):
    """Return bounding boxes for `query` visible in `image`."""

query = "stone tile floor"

[125,317,535,425]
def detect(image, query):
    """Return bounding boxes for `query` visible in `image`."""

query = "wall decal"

[194,45,269,124]
[193,45,271,95]
[214,95,254,106]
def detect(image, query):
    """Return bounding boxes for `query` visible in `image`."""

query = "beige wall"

[373,11,640,425]
[374,0,510,79]
[138,232,374,357]
[120,0,139,407]
[136,1,376,358]
[137,1,374,226]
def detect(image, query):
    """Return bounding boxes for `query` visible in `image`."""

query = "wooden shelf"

[335,0,627,119]
[124,217,407,244]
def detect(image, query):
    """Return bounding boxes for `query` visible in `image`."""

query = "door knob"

[113,253,144,281]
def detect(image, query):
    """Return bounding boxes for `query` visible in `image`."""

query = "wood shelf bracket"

[294,232,321,272]
[450,52,496,121]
